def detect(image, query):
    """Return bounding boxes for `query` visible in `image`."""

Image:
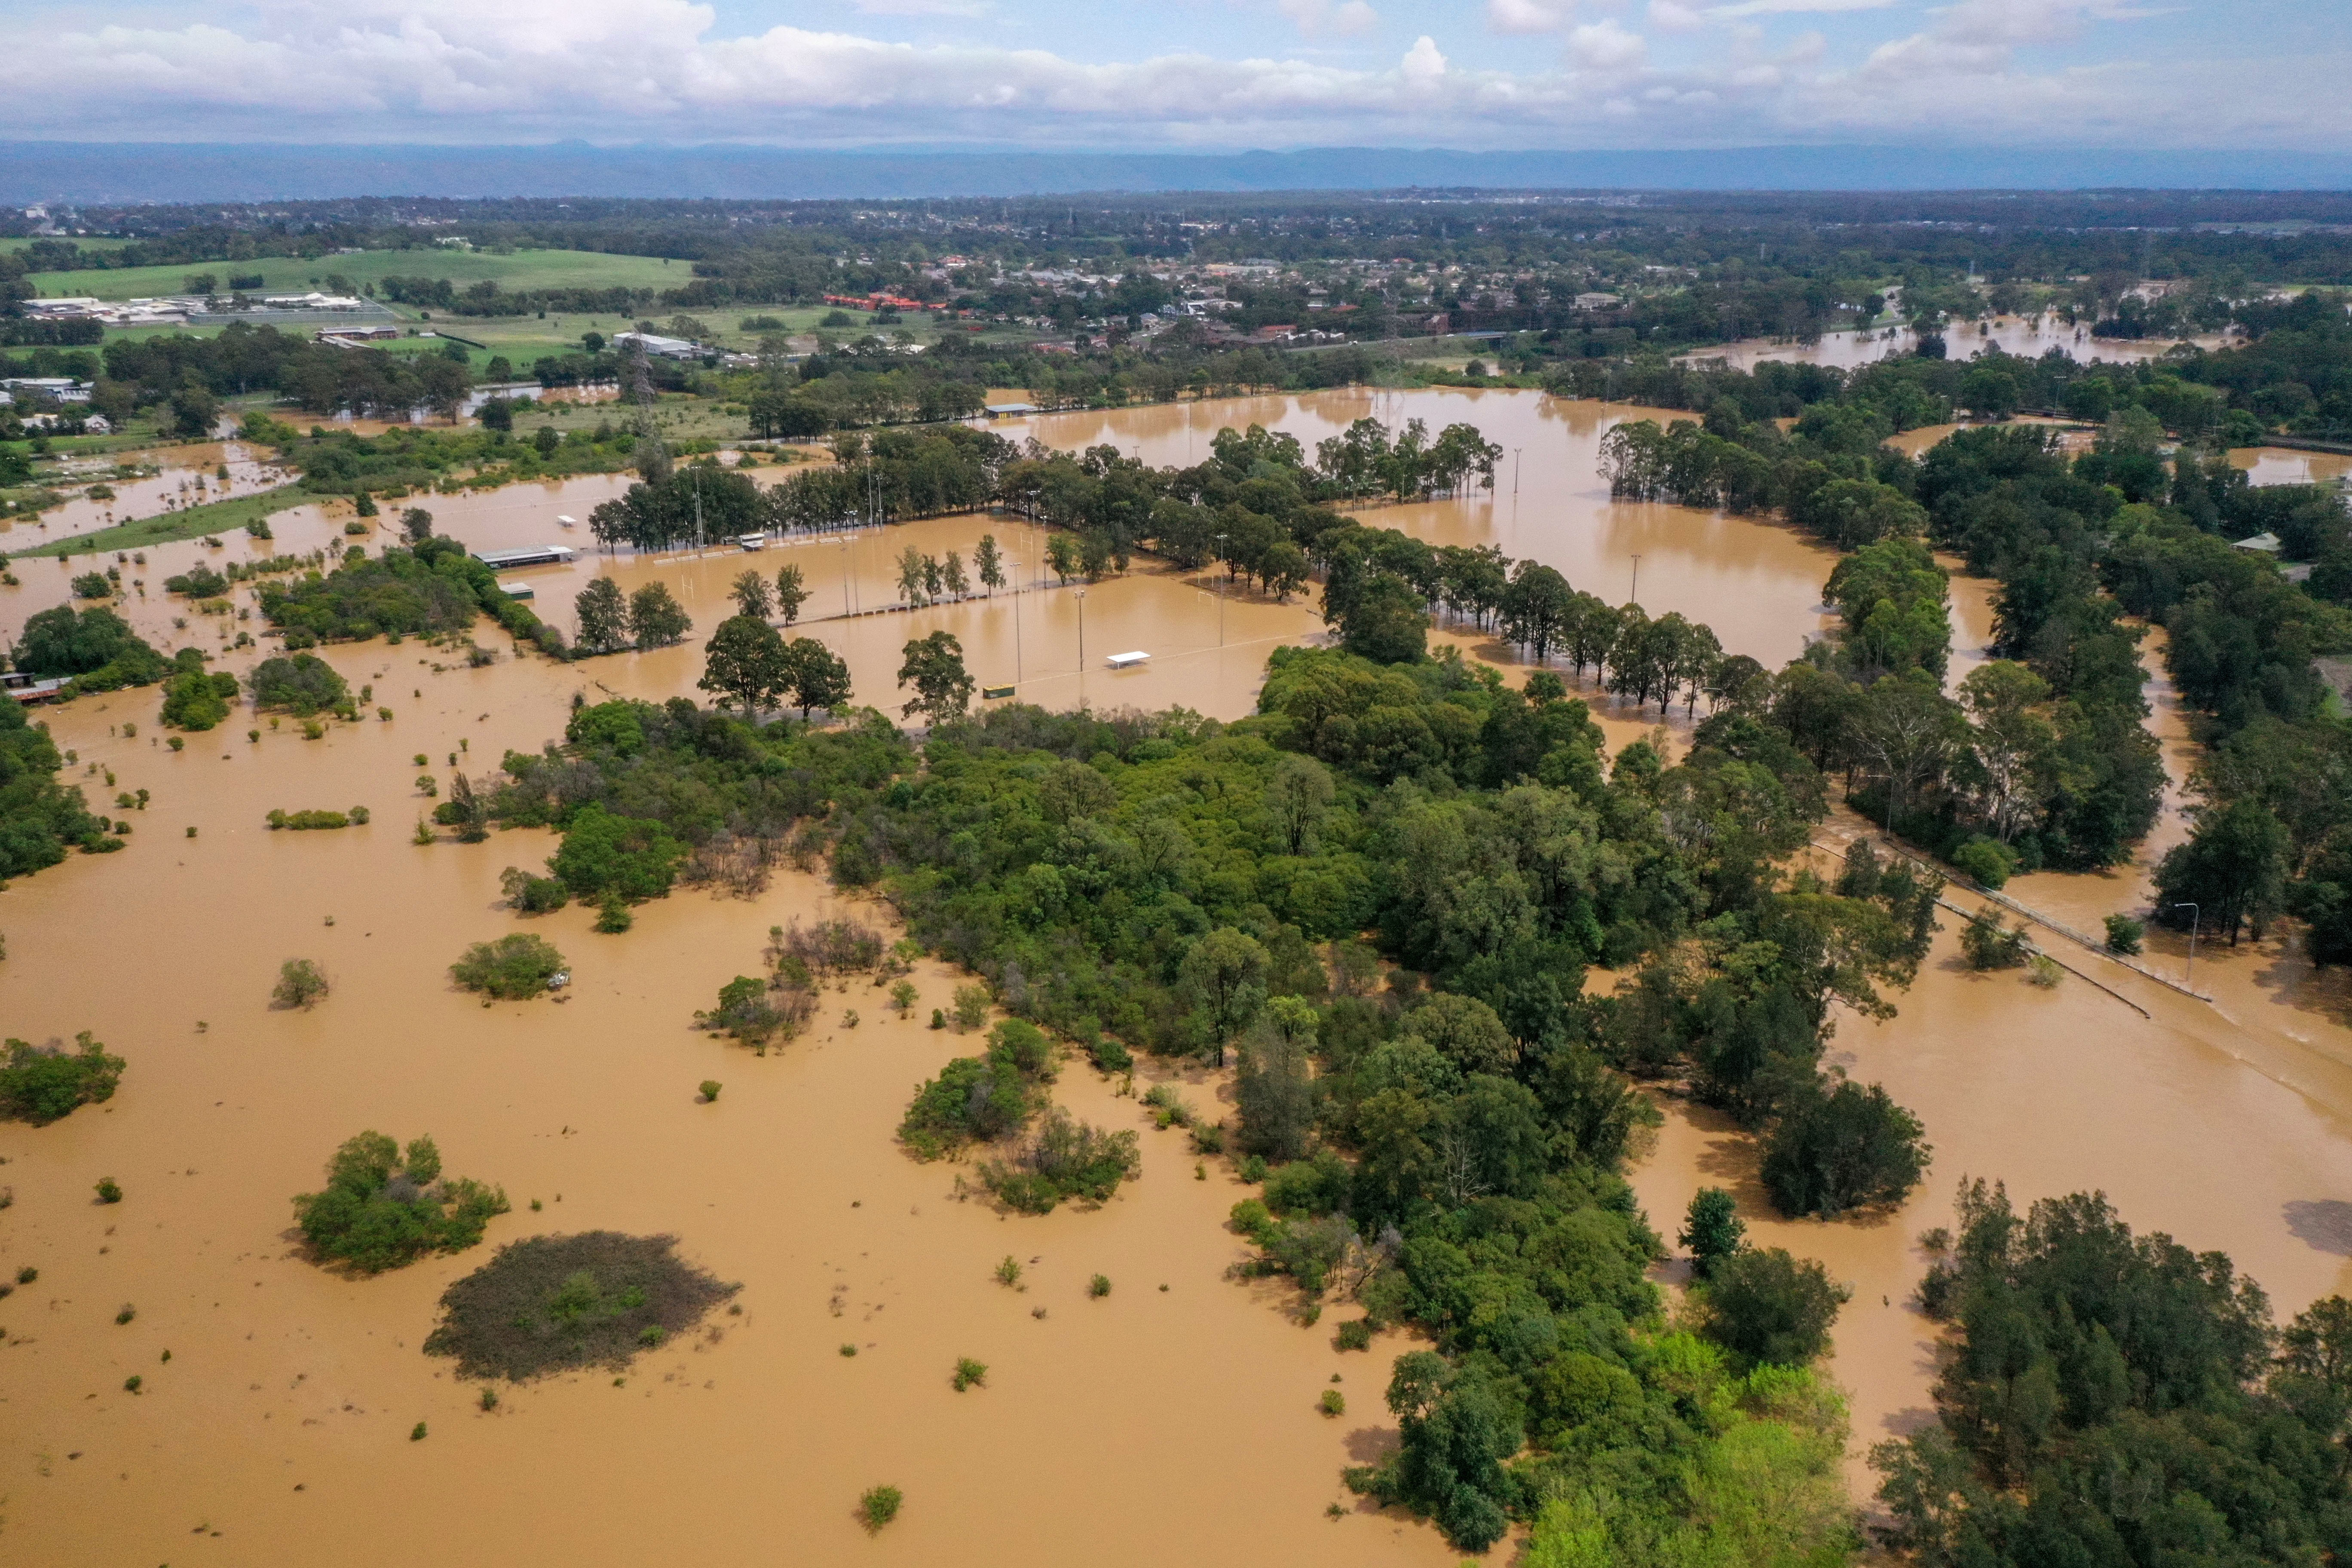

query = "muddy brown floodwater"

[9,440,287,548]
[1688,313,2221,373]
[4,389,2351,1561]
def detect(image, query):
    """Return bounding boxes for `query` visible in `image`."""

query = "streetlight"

[1629,554,1643,604]
[2172,903,2201,988]
[1075,587,1087,707]
[1511,447,1521,496]
[1010,557,1023,686]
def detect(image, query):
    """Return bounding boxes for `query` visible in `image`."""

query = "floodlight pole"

[2172,903,2200,989]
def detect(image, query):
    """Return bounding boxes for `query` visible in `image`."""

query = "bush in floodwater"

[2104,914,2144,956]
[0,1032,127,1124]
[272,958,330,1010]
[422,1231,738,1381]
[498,866,570,915]
[248,652,349,717]
[1958,909,2030,970]
[951,983,990,1032]
[994,1255,1022,1288]
[1320,1388,1346,1417]
[978,1107,1142,1214]
[291,1131,510,1274]
[1142,1081,1194,1129]
[952,1356,988,1391]
[2028,953,2063,988]
[694,973,816,1049]
[594,894,632,933]
[698,1081,721,1103]
[450,934,567,999]
[1088,1274,1111,1298]
[1758,1074,1929,1219]
[1335,1319,1374,1351]
[888,978,918,1017]
[1697,1246,1848,1368]
[266,808,351,831]
[1948,836,2017,889]
[95,1176,123,1204]
[858,1485,903,1533]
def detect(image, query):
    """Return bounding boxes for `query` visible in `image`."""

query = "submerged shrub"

[266,808,351,831]
[694,972,816,1048]
[952,1356,988,1391]
[291,1131,509,1273]
[499,866,570,915]
[1959,909,2030,970]
[272,958,330,1009]
[450,934,567,999]
[2103,913,2145,955]
[423,1231,738,1381]
[1700,1246,1847,1367]
[978,1107,1142,1214]
[858,1484,903,1532]
[0,1032,126,1124]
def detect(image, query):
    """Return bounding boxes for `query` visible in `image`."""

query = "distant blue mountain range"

[5,143,2350,205]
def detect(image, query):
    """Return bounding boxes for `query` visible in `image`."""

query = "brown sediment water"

[1689,314,2219,373]
[2228,446,2352,487]
[1005,389,1844,671]
[0,657,1442,1566]
[9,441,285,548]
[6,390,2352,1558]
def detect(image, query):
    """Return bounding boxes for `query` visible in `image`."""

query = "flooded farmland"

[3,387,2350,1563]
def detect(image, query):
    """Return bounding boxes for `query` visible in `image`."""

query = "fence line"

[1809,835,2211,1008]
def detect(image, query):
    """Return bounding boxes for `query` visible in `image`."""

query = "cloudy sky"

[6,0,2345,150]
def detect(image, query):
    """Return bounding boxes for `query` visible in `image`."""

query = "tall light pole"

[1213,531,1228,646]
[1629,554,1642,604]
[839,537,852,619]
[2173,903,2201,988]
[1511,447,1521,496]
[1075,586,1087,707]
[1010,556,1023,686]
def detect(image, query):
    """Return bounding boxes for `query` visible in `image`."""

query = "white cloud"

[1705,0,1890,16]
[1400,33,1448,86]
[1566,18,1648,71]
[0,0,2340,152]
[1278,0,1380,37]
[1487,0,1575,33]
[853,0,993,15]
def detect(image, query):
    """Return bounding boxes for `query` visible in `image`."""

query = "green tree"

[728,569,773,620]
[773,563,809,626]
[1340,573,1428,664]
[1263,752,1334,855]
[291,1130,508,1273]
[897,632,974,726]
[1760,1074,1930,1218]
[1235,1017,1314,1161]
[1680,1187,1745,1279]
[1703,1246,1845,1366]
[1179,928,1269,1066]
[2154,798,2291,944]
[0,1032,125,1124]
[784,637,852,721]
[573,576,628,654]
[400,507,435,545]
[698,615,790,716]
[627,582,692,649]
[975,533,1004,594]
